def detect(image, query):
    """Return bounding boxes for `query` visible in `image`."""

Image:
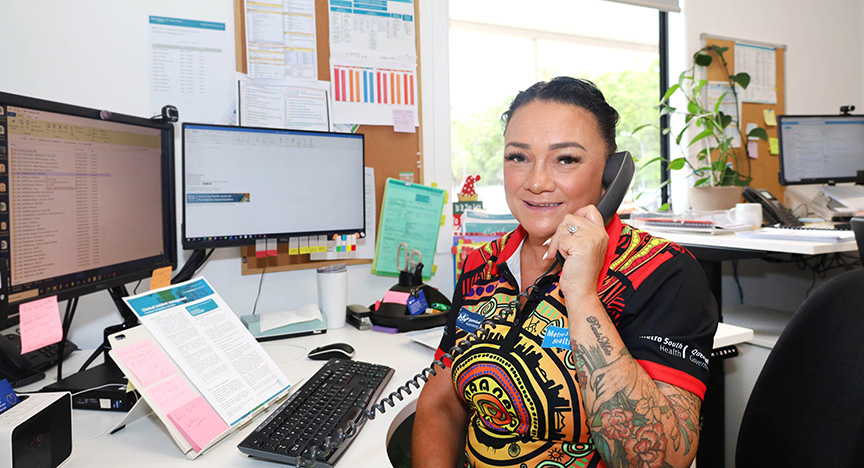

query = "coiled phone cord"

[294,259,562,467]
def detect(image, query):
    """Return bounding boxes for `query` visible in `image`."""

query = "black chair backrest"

[736,268,864,467]
[852,217,864,261]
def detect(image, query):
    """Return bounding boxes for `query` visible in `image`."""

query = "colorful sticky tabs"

[288,237,299,255]
[167,396,229,452]
[19,296,63,353]
[266,238,278,257]
[255,239,267,258]
[114,338,176,387]
[763,109,777,126]
[150,266,172,291]
[769,137,780,155]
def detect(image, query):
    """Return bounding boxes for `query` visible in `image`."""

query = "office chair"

[735,268,864,467]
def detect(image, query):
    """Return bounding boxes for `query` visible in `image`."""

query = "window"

[449,0,665,213]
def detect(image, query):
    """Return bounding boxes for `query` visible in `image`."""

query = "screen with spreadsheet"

[181,123,365,249]
[0,91,177,325]
[778,115,864,185]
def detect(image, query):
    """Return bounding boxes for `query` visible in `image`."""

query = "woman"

[412,77,718,468]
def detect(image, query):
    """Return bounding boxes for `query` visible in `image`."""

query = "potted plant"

[657,45,768,210]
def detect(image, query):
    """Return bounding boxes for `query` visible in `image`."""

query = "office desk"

[20,323,751,468]
[643,228,856,468]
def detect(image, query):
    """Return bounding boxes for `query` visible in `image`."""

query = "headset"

[292,151,635,466]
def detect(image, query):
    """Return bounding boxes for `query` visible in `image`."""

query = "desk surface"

[22,323,753,468]
[644,228,857,256]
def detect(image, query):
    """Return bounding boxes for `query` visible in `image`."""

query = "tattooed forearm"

[587,316,614,356]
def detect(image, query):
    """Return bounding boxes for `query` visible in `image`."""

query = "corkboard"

[233,0,423,274]
[703,35,786,200]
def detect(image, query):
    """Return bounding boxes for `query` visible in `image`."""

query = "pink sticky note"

[19,296,63,353]
[747,140,759,159]
[255,239,267,258]
[392,109,415,133]
[167,396,229,452]
[148,375,198,415]
[382,290,410,305]
[114,338,176,387]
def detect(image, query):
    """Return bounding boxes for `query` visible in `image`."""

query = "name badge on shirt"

[456,307,485,333]
[541,326,571,349]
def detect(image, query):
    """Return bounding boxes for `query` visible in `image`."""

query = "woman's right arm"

[412,365,468,468]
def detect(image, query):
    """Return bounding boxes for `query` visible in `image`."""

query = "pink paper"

[114,338,176,387]
[19,296,63,353]
[747,140,759,159]
[167,397,229,452]
[382,290,410,305]
[392,109,416,133]
[148,375,198,415]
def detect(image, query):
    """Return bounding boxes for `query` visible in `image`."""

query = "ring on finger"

[567,225,579,236]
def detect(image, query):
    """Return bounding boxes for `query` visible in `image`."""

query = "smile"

[525,201,562,208]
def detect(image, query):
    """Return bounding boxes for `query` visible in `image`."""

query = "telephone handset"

[285,151,635,467]
[742,186,802,227]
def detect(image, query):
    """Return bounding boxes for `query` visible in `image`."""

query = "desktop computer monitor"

[0,92,177,328]
[181,123,365,249]
[778,115,864,185]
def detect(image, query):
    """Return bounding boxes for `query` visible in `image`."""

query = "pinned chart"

[332,64,415,106]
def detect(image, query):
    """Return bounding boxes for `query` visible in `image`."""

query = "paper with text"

[19,296,63,353]
[167,396,230,453]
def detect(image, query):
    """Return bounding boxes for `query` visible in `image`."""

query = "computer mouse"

[307,342,355,361]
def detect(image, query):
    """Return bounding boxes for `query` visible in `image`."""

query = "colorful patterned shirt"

[435,216,718,468]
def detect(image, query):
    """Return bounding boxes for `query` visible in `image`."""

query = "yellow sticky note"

[441,214,445,226]
[432,264,438,274]
[763,109,777,126]
[150,266,172,291]
[126,381,136,393]
[430,182,438,188]
[769,137,780,155]
[444,191,449,204]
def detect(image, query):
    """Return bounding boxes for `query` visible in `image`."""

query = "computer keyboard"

[238,358,394,467]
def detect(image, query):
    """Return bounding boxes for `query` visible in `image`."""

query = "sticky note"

[763,109,777,126]
[317,235,328,253]
[148,375,198,415]
[382,290,410,305]
[19,296,63,353]
[747,140,759,159]
[114,338,176,387]
[266,238,278,256]
[288,237,299,255]
[769,137,780,155]
[255,239,266,258]
[150,266,172,291]
[299,236,310,254]
[167,396,229,452]
[392,109,416,133]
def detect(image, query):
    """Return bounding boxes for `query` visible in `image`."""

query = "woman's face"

[503,100,608,241]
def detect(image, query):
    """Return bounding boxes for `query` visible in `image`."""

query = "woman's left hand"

[544,205,608,298]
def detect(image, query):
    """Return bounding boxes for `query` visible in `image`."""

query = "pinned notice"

[393,109,416,133]
[19,296,63,353]
[769,137,780,155]
[763,109,777,126]
[150,266,173,291]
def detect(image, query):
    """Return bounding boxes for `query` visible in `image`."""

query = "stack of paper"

[736,227,855,243]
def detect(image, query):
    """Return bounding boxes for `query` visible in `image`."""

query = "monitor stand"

[39,286,140,411]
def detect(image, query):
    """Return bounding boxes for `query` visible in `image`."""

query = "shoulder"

[606,222,699,288]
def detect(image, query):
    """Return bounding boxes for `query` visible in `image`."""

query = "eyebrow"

[504,141,587,151]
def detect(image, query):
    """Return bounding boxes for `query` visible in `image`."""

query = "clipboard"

[371,178,446,280]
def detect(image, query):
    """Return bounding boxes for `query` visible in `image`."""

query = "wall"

[0,0,455,349]
[679,1,864,466]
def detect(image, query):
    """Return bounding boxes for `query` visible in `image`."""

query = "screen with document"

[182,124,365,249]
[778,115,864,185]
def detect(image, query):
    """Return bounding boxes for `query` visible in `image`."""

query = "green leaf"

[659,105,676,117]
[713,91,729,113]
[687,100,701,114]
[718,112,733,129]
[694,53,712,66]
[688,128,714,147]
[730,72,751,90]
[658,202,671,211]
[712,46,729,56]
[675,125,690,145]
[661,84,680,103]
[669,157,686,170]
[694,177,710,186]
[747,127,769,141]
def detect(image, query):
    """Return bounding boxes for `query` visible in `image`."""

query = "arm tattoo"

[587,316,614,356]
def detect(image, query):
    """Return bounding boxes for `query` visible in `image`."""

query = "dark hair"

[502,77,619,155]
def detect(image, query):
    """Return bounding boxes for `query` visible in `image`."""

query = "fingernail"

[542,251,548,260]
[542,238,551,246]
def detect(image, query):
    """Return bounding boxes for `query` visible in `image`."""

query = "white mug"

[727,203,763,229]
[316,263,348,329]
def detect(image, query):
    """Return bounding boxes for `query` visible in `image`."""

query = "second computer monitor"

[778,115,864,185]
[182,124,365,249]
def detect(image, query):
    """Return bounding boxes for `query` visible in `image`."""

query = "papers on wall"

[310,166,376,260]
[328,0,418,127]
[112,278,290,452]
[148,16,236,124]
[371,178,446,280]
[706,81,742,148]
[237,74,331,131]
[244,0,318,80]
[734,42,777,104]
[330,58,418,125]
